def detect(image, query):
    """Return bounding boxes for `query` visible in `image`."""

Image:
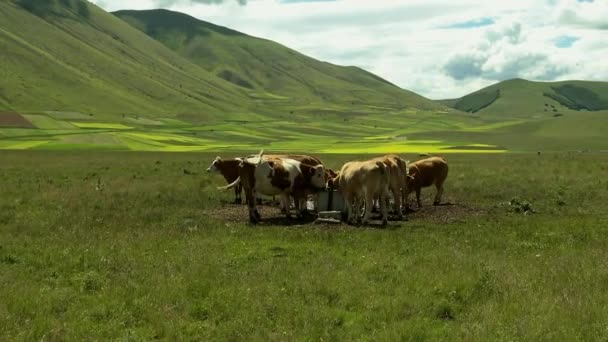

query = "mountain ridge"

[113,9,442,110]
[440,78,608,117]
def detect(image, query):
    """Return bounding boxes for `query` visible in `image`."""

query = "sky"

[91,0,608,99]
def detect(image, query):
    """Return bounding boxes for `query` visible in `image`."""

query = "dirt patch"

[0,112,35,128]
[205,199,484,228]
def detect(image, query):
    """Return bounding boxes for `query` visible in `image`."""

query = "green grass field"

[2,150,608,340]
[3,106,608,152]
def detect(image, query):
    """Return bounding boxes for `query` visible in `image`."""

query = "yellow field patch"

[71,122,133,129]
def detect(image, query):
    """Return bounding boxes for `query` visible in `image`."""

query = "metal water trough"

[316,189,346,224]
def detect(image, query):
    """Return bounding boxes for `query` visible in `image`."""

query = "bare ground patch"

[205,198,485,228]
[0,112,35,128]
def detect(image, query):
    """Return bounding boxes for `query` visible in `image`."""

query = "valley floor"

[1,151,608,340]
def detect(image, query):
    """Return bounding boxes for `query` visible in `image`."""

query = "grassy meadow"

[4,104,608,153]
[2,150,608,340]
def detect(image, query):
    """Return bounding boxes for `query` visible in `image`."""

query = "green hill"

[441,78,608,118]
[113,9,441,110]
[0,0,260,120]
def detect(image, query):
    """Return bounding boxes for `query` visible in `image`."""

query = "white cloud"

[91,0,608,99]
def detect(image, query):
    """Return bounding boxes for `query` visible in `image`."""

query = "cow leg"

[371,198,379,213]
[344,195,353,224]
[355,196,360,223]
[234,185,242,204]
[298,196,307,216]
[246,189,260,224]
[392,187,403,220]
[362,192,373,225]
[280,194,292,218]
[434,183,444,205]
[380,191,388,227]
[416,187,422,208]
[294,195,306,219]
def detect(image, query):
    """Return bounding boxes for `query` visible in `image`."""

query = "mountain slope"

[113,9,442,110]
[441,79,608,118]
[0,0,252,120]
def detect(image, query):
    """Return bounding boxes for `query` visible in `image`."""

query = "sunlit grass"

[1,151,608,340]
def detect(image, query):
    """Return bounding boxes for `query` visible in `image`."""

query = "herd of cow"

[206,150,449,226]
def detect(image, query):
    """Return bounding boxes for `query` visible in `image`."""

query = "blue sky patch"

[554,35,580,48]
[444,17,495,29]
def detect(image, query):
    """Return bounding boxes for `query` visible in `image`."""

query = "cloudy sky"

[92,0,607,99]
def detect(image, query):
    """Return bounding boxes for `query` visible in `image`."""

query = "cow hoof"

[433,201,440,206]
[397,214,404,221]
[235,198,242,204]
[381,220,388,227]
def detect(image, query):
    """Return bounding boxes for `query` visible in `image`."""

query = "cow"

[206,157,243,204]
[219,151,327,223]
[245,153,327,213]
[372,154,408,220]
[328,159,390,226]
[406,156,449,208]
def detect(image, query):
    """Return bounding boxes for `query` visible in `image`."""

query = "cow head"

[206,157,222,173]
[326,174,340,190]
[325,168,339,179]
[307,164,326,189]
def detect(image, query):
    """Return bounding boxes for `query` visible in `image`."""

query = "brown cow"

[219,151,327,223]
[406,156,449,208]
[329,159,390,226]
[206,157,243,204]
[372,154,408,220]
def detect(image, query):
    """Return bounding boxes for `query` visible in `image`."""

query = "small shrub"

[435,302,455,321]
[2,255,18,264]
[501,198,535,214]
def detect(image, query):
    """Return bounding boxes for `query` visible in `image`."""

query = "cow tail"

[218,177,241,191]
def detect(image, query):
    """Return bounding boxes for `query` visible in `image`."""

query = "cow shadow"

[255,214,318,227]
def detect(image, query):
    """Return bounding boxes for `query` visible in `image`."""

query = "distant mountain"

[440,79,608,117]
[113,9,442,110]
[0,0,255,121]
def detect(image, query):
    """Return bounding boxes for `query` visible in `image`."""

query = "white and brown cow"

[219,151,327,223]
[206,157,244,204]
[406,156,449,208]
[245,153,328,212]
[328,159,390,226]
